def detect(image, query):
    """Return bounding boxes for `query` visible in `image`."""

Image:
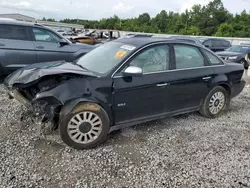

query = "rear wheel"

[199,86,229,118]
[59,103,110,150]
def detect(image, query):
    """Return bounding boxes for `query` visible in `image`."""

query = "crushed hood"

[4,61,97,88]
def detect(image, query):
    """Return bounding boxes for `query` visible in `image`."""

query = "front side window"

[0,25,29,41]
[203,50,223,65]
[32,28,61,43]
[174,45,204,69]
[128,45,169,73]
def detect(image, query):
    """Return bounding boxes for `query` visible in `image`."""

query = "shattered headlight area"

[7,87,62,125]
[31,98,62,123]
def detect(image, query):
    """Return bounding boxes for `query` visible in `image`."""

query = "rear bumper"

[231,80,246,98]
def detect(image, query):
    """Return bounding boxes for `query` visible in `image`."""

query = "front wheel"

[59,103,110,150]
[199,86,229,118]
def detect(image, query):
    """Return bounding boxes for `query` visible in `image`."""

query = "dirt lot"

[0,71,250,188]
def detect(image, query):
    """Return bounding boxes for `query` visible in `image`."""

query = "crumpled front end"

[7,87,63,123]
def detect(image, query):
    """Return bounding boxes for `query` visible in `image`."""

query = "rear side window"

[203,50,223,65]
[222,40,230,47]
[0,24,30,41]
[212,40,222,47]
[174,45,204,69]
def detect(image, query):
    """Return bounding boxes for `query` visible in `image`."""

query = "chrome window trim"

[113,64,225,79]
[111,41,225,78]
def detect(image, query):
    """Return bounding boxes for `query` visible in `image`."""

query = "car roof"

[168,35,197,40]
[0,19,43,27]
[116,37,204,48]
[199,37,230,42]
[116,37,171,46]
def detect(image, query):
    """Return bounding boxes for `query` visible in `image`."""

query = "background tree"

[55,0,250,38]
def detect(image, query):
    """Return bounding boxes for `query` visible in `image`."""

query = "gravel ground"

[0,71,250,188]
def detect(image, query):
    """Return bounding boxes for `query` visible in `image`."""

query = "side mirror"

[59,39,69,46]
[122,66,143,77]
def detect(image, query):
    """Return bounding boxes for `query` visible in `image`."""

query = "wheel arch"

[218,83,231,97]
[59,98,113,126]
[211,74,232,97]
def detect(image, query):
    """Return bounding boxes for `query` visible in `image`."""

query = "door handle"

[36,46,44,49]
[203,76,211,80]
[157,83,169,87]
[0,43,5,46]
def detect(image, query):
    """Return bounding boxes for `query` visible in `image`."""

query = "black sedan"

[216,45,250,69]
[4,38,246,150]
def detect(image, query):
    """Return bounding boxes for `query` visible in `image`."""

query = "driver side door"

[31,27,75,63]
[113,44,172,124]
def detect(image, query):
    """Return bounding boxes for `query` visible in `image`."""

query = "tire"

[59,102,110,150]
[199,86,229,118]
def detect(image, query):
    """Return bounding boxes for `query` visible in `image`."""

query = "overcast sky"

[0,0,249,20]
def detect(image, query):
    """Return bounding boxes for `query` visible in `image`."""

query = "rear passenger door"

[31,27,75,63]
[0,24,36,73]
[166,44,214,112]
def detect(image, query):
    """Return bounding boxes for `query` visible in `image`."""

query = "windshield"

[226,46,250,53]
[76,41,136,74]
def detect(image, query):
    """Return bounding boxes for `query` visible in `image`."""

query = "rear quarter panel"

[211,63,244,96]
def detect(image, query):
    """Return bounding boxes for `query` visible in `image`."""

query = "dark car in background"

[216,45,250,70]
[198,38,231,52]
[0,20,94,75]
[4,38,245,149]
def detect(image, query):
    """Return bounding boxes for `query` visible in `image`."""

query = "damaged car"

[4,37,246,150]
[216,45,250,70]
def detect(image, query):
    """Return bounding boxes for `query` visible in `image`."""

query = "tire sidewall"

[59,103,110,150]
[203,86,229,118]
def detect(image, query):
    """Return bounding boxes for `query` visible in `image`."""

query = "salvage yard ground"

[0,71,250,188]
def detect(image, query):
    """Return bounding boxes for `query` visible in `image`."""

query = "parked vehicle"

[216,45,250,69]
[0,20,94,75]
[198,38,231,52]
[4,38,245,150]
[69,30,121,45]
[62,30,78,36]
[56,29,66,35]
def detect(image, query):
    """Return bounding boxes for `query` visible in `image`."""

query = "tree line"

[42,0,250,38]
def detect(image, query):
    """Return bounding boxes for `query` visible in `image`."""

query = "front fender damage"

[31,78,93,122]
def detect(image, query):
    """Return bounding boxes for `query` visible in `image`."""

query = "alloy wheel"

[209,91,225,115]
[67,111,103,144]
